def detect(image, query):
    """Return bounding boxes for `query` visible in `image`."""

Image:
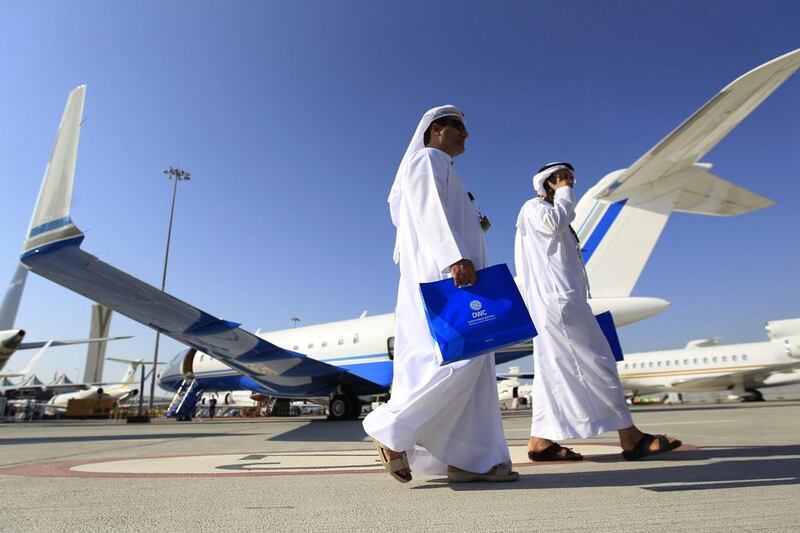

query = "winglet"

[22,85,87,256]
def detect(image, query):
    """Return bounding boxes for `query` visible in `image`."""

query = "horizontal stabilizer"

[106,357,165,365]
[19,335,133,351]
[671,165,773,216]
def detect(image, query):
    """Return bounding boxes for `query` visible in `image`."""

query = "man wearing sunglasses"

[514,162,682,462]
[363,105,517,484]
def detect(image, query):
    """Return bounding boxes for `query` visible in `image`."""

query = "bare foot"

[528,436,554,453]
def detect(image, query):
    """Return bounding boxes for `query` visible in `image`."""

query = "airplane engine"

[224,391,258,406]
[0,329,25,356]
[765,318,800,340]
[784,336,800,359]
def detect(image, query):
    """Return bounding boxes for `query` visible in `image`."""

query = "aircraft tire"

[328,395,352,421]
[743,388,765,402]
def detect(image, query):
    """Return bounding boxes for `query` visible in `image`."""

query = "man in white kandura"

[363,105,518,484]
[514,162,682,461]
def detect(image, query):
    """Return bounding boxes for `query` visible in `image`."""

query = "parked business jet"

[19,50,796,418]
[619,317,800,401]
[46,358,151,410]
[497,367,533,409]
[1,262,131,374]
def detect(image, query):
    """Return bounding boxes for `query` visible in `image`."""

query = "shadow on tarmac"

[0,433,259,445]
[267,420,368,442]
[412,445,800,493]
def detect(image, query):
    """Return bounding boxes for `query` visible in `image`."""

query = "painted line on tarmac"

[0,442,697,479]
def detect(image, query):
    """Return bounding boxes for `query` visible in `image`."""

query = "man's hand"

[450,259,477,288]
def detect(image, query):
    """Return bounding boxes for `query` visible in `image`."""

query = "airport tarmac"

[1,401,798,532]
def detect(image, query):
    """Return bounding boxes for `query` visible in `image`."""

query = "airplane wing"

[594,48,800,203]
[18,335,133,350]
[20,86,385,399]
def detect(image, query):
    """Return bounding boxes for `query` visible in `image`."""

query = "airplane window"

[338,336,345,345]
[624,363,629,370]
[732,355,738,361]
[308,342,314,349]
[742,354,748,361]
[665,361,670,366]
[722,356,727,362]
[632,363,637,369]
[293,345,299,350]
[712,356,718,363]
[674,360,680,366]
[649,362,654,368]
[321,340,328,348]
[200,354,205,361]
[353,333,360,344]
[387,336,395,360]
[683,359,689,365]
[657,361,662,367]
[693,358,698,365]
[703,357,709,364]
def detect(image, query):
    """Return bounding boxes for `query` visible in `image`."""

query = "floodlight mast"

[147,166,191,414]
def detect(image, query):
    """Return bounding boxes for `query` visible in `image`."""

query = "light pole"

[291,317,301,328]
[147,166,191,413]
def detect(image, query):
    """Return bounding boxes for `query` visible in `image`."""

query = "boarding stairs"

[263,396,278,416]
[164,377,203,421]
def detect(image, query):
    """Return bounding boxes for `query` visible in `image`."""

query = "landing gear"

[272,398,292,416]
[328,394,362,421]
[742,388,765,402]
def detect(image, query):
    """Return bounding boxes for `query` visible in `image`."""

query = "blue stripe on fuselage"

[580,199,627,264]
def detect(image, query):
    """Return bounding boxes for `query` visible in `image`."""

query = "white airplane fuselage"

[619,338,800,396]
[158,297,669,395]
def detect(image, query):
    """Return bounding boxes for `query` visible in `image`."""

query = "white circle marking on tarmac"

[69,444,623,476]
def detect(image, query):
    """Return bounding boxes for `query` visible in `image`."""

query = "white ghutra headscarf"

[387,105,466,227]
[532,164,570,197]
[387,105,466,264]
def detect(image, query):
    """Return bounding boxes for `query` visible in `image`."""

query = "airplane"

[618,317,800,401]
[45,357,154,411]
[493,318,800,403]
[17,49,797,420]
[497,366,533,409]
[1,261,131,375]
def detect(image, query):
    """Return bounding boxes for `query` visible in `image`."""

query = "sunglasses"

[440,118,467,132]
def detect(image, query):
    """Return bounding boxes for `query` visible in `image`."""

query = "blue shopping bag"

[595,311,624,362]
[419,263,537,365]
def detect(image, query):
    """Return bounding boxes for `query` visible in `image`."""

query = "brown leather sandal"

[372,438,412,483]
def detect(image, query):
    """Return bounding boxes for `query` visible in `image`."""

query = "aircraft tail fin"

[575,164,773,298]
[111,359,144,385]
[22,85,86,255]
[0,264,28,330]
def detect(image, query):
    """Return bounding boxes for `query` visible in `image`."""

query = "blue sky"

[0,1,798,385]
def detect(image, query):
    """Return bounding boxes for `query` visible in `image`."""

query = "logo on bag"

[469,299,489,320]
